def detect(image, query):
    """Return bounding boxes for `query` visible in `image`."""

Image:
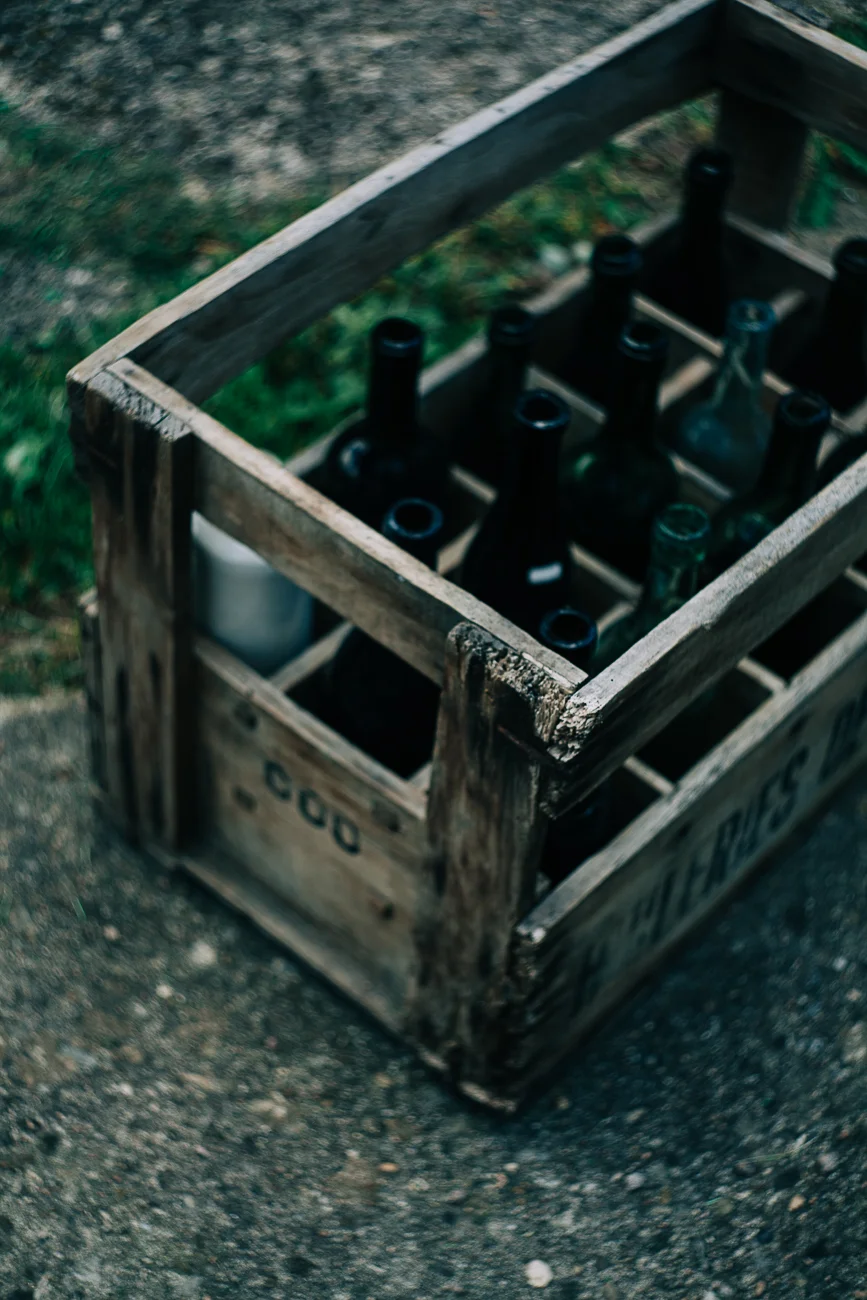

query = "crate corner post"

[82,364,197,853]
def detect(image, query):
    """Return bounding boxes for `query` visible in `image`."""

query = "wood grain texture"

[196,638,428,1022]
[716,88,809,230]
[409,623,553,1106]
[78,588,106,791]
[512,608,867,1096]
[718,0,867,155]
[542,449,867,814]
[85,369,196,847]
[68,0,715,410]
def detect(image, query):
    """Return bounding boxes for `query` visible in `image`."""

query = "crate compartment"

[71,0,867,1111]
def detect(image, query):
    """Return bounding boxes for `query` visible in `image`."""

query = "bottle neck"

[682,190,725,253]
[606,353,663,447]
[367,350,419,447]
[754,416,822,511]
[639,549,702,623]
[711,312,773,410]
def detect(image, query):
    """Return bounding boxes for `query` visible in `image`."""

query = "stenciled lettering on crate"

[517,624,867,1074]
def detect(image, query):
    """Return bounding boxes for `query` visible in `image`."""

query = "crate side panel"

[197,653,429,1020]
[514,613,867,1092]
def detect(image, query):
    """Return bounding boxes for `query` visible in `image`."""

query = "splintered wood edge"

[67,0,716,406]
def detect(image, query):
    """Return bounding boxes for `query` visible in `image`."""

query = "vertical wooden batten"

[85,368,196,850]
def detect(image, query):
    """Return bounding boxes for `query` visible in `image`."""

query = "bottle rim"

[834,238,867,282]
[488,304,537,348]
[726,297,776,333]
[654,502,711,548]
[382,497,444,544]
[686,146,733,191]
[619,320,669,363]
[372,317,424,358]
[777,389,832,432]
[540,607,598,656]
[592,233,643,280]
[515,388,571,432]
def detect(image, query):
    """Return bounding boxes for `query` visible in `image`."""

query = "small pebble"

[626,1108,645,1124]
[816,1151,838,1173]
[832,956,848,971]
[103,924,120,941]
[525,1259,553,1289]
[378,1162,399,1174]
[625,1172,646,1191]
[188,940,217,969]
[155,983,173,1000]
[842,1021,867,1064]
[702,1291,719,1300]
[102,21,123,40]
[374,1072,393,1088]
[504,1162,519,1173]
[537,244,571,275]
[788,1193,806,1211]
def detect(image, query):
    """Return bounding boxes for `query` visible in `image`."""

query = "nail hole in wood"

[233,787,257,812]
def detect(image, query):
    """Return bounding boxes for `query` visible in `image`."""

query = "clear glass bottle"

[325,498,444,776]
[561,233,643,408]
[677,298,776,492]
[706,390,831,580]
[563,321,679,582]
[324,318,447,527]
[596,503,711,669]
[461,388,573,634]
[780,238,867,414]
[644,146,733,337]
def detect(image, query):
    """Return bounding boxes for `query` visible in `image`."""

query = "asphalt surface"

[0,692,865,1299]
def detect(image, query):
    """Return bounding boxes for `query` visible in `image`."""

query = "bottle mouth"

[592,233,643,280]
[654,503,711,551]
[619,320,669,365]
[382,497,444,545]
[778,389,832,432]
[372,317,424,359]
[686,146,733,192]
[727,298,776,333]
[515,388,571,433]
[488,304,537,348]
[834,238,867,282]
[539,607,598,657]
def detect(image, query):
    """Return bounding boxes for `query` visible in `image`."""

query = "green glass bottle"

[560,233,643,409]
[705,390,831,580]
[537,608,614,885]
[563,321,679,581]
[596,503,711,670]
[459,304,538,485]
[677,298,776,492]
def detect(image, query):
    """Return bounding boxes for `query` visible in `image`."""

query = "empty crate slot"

[750,575,867,680]
[638,665,773,782]
[540,760,663,886]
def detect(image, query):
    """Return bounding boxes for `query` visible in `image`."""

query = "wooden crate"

[71,0,867,1110]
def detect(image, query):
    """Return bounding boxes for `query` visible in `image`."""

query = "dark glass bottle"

[461,388,572,633]
[644,146,733,337]
[562,321,679,581]
[596,503,711,670]
[561,233,643,408]
[325,498,443,776]
[779,238,867,414]
[324,318,446,527]
[537,608,613,886]
[459,305,537,485]
[706,390,831,580]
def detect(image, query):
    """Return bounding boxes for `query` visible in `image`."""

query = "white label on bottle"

[527,562,564,586]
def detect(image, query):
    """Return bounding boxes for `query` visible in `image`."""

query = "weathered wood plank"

[513,608,867,1095]
[718,0,867,156]
[716,88,809,230]
[410,623,555,1107]
[77,588,106,791]
[85,369,196,847]
[68,0,715,413]
[196,639,428,1021]
[105,359,584,728]
[542,449,867,814]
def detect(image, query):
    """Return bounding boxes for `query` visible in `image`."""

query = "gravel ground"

[1,694,866,1300]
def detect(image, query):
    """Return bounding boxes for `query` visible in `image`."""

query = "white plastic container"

[192,513,313,676]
